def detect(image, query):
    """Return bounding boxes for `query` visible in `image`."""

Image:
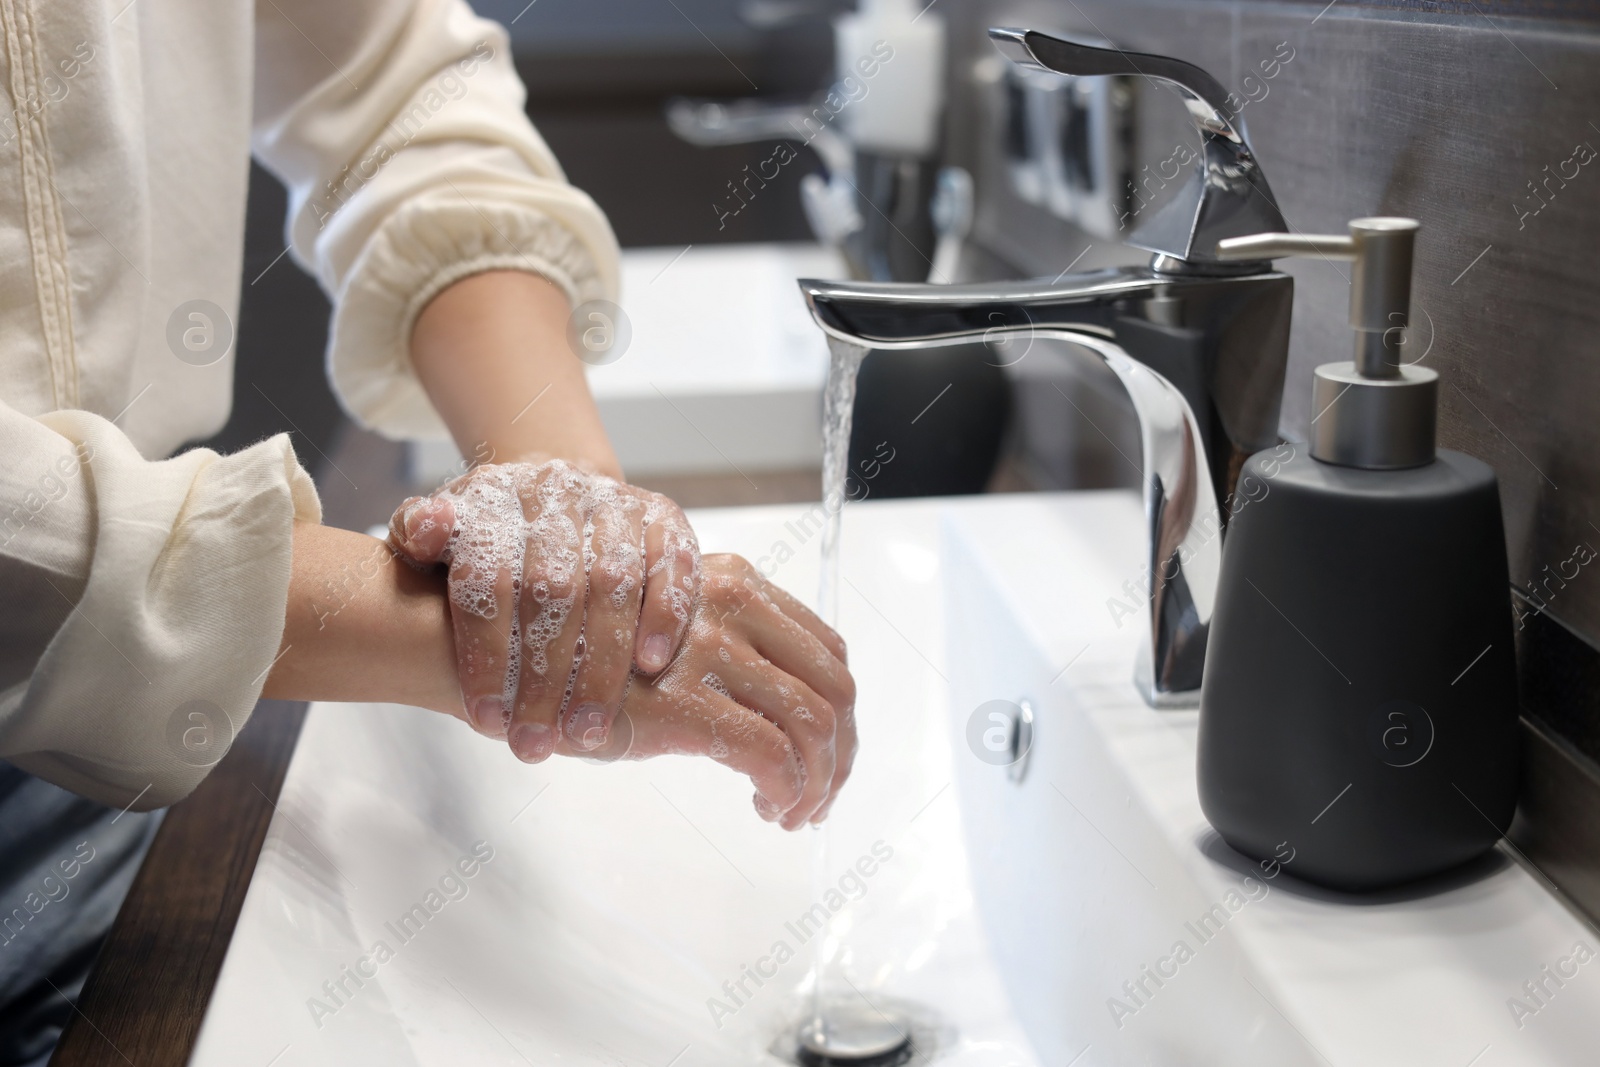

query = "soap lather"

[1196,218,1520,892]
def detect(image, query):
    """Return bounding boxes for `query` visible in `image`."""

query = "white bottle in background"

[833,0,946,158]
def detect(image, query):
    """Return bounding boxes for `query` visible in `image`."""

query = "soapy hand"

[387,458,699,761]
[556,553,857,829]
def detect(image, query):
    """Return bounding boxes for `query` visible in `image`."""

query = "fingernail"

[567,702,608,750]
[641,633,671,672]
[510,722,555,763]
[469,696,505,736]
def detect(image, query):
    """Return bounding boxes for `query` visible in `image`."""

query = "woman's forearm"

[410,270,622,478]
[291,269,626,721]
[263,522,462,716]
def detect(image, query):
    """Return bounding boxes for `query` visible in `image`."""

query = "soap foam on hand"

[397,458,700,746]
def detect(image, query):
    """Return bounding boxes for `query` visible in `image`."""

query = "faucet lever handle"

[989,28,1240,145]
[988,28,1287,264]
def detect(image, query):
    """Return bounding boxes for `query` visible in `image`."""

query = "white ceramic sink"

[192,492,1600,1065]
[190,496,1038,1067]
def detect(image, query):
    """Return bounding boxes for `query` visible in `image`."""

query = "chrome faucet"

[798,29,1296,707]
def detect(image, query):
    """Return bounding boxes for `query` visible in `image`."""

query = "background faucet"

[667,0,957,283]
[670,95,975,284]
[800,29,1296,707]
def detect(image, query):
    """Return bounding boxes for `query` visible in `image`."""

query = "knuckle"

[802,699,836,738]
[835,747,858,785]
[522,559,554,591]
[661,581,695,628]
[766,739,807,803]
[525,559,578,604]
[836,671,858,713]
[456,642,501,683]
[588,559,633,604]
[702,567,745,604]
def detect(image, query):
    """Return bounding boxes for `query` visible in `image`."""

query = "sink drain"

[796,1005,913,1067]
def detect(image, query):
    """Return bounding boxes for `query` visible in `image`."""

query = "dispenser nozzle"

[1218,217,1417,379]
[1218,217,1436,470]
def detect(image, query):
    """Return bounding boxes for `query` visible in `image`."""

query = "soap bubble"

[965,698,1031,768]
[165,699,235,767]
[1367,699,1434,768]
[566,299,631,366]
[166,300,234,366]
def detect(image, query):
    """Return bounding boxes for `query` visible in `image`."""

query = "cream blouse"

[0,0,619,810]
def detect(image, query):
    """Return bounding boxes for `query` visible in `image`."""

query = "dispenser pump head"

[1218,217,1437,470]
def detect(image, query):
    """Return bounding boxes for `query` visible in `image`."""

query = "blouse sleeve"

[0,403,320,810]
[251,0,621,441]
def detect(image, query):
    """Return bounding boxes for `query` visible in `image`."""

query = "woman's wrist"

[263,522,462,717]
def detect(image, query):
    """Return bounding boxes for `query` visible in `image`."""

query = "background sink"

[410,243,845,485]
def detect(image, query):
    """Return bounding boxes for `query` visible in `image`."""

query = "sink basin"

[192,492,1600,1065]
[190,496,1038,1067]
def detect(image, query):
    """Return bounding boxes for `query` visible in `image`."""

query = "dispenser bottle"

[825,0,946,284]
[833,0,945,159]
[1196,218,1520,892]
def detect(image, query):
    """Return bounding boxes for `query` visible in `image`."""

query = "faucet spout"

[800,266,1292,508]
[797,263,1293,706]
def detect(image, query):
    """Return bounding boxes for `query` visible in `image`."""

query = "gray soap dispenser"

[1196,218,1520,892]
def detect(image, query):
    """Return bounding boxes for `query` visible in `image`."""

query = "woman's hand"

[567,554,857,829]
[266,528,856,829]
[387,459,699,762]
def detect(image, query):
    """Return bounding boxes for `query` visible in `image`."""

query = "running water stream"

[816,338,868,631]
[809,338,867,1045]
[795,337,924,1066]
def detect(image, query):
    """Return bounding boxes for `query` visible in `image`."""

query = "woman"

[0,1,855,1059]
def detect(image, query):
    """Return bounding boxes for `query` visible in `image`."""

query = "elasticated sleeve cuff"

[249,0,623,443]
[326,176,618,440]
